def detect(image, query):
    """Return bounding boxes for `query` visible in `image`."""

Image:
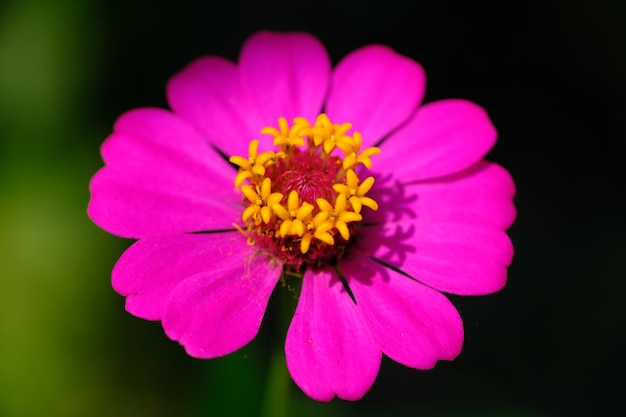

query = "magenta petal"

[113,232,247,320]
[167,56,265,156]
[285,267,381,401]
[360,212,513,295]
[366,161,516,229]
[409,161,517,229]
[103,108,234,183]
[161,243,282,359]
[88,108,239,238]
[239,31,331,123]
[376,99,497,180]
[341,253,463,369]
[88,164,239,238]
[325,45,426,147]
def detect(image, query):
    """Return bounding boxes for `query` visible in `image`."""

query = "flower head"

[88,31,515,401]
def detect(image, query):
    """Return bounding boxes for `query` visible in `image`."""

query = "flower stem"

[260,346,289,417]
[260,277,300,417]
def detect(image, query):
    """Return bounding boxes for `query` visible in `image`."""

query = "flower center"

[229,114,380,271]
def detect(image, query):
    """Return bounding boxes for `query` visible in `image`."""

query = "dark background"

[1,1,624,416]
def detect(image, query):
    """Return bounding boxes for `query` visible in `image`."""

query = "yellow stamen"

[239,178,283,224]
[341,132,381,170]
[261,117,307,150]
[333,169,379,213]
[315,194,363,241]
[231,114,381,265]
[229,139,278,186]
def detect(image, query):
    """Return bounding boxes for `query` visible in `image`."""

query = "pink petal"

[375,99,497,180]
[366,161,516,229]
[340,253,464,369]
[238,31,331,123]
[161,241,282,359]
[88,164,239,238]
[325,45,426,147]
[88,108,240,238]
[409,162,516,229]
[167,56,266,156]
[358,212,513,295]
[112,232,248,320]
[285,267,381,401]
[103,108,234,183]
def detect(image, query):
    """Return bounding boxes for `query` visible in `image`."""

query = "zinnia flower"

[88,31,515,401]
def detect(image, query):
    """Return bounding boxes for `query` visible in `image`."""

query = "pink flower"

[88,31,515,401]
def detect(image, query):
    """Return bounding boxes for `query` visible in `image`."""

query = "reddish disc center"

[267,148,342,205]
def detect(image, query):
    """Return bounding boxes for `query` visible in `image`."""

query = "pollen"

[229,114,380,270]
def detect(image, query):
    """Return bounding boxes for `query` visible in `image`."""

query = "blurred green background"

[1,1,624,416]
